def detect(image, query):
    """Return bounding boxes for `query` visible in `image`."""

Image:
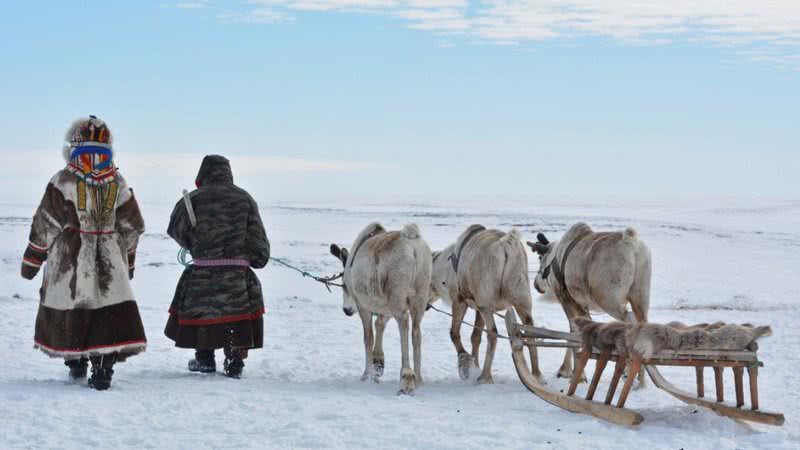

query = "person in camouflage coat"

[165,155,270,378]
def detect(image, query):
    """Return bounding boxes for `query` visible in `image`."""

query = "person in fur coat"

[21,116,147,390]
[165,155,270,378]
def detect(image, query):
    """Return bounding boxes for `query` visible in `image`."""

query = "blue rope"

[177,247,192,267]
[271,257,316,278]
[270,257,344,292]
[174,250,342,291]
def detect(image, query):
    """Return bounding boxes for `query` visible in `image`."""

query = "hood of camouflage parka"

[196,155,233,187]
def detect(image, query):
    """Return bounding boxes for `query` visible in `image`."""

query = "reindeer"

[330,223,432,395]
[430,225,543,384]
[429,244,482,380]
[528,222,651,385]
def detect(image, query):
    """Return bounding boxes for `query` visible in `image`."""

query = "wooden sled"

[504,310,785,427]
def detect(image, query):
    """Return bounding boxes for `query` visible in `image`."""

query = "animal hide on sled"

[573,318,629,355]
[574,319,773,360]
[627,322,773,360]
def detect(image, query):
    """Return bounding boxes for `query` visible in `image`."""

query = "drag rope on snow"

[427,304,509,340]
[175,249,343,292]
[270,257,344,293]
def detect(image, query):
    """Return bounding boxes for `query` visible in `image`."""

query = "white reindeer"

[430,225,543,384]
[330,223,432,395]
[529,222,651,385]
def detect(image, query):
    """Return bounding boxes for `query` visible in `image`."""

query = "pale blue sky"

[1,1,798,203]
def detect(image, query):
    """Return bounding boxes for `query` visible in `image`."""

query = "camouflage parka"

[164,155,270,350]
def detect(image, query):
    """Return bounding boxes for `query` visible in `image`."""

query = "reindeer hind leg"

[372,315,388,378]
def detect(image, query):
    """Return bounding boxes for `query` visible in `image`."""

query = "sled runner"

[504,310,785,427]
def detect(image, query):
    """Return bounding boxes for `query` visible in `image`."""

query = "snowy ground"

[1,198,798,449]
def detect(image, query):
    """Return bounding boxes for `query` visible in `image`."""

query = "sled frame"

[504,310,785,427]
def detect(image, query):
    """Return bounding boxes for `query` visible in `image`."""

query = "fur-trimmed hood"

[62,116,114,163]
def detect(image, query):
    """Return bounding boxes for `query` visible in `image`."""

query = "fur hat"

[62,115,113,162]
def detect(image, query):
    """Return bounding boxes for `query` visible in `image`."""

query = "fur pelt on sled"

[573,318,629,355]
[628,322,772,360]
[574,319,772,360]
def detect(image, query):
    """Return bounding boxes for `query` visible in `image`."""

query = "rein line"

[176,249,343,292]
[427,304,510,340]
[271,257,344,293]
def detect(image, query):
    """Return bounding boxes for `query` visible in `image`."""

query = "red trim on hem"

[168,308,266,326]
[34,339,147,353]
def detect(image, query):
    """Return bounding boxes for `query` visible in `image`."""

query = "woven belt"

[192,258,250,267]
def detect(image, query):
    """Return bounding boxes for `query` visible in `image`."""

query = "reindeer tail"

[401,224,422,240]
[500,228,522,243]
[623,227,638,240]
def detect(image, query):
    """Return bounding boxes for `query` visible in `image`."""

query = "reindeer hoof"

[559,370,586,383]
[476,374,494,385]
[373,358,385,378]
[399,368,416,394]
[458,353,472,380]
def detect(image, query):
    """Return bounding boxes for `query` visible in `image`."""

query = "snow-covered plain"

[1,198,798,449]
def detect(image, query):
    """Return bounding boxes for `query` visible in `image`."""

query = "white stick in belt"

[182,189,197,228]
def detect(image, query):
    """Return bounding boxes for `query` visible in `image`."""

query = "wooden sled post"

[748,365,759,411]
[714,367,724,403]
[605,354,626,405]
[695,367,705,398]
[586,348,611,401]
[567,350,590,397]
[733,367,745,408]
[617,355,642,408]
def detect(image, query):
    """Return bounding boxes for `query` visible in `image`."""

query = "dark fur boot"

[188,350,217,374]
[65,358,89,379]
[223,347,246,379]
[88,354,116,391]
[223,357,245,379]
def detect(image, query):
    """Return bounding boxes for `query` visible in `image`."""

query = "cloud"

[239,8,294,24]
[163,1,209,9]
[394,7,470,31]
[201,0,800,69]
